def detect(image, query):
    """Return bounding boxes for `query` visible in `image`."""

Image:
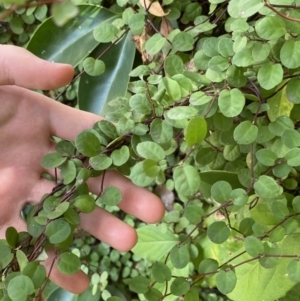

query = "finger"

[0,45,74,89]
[80,207,137,252]
[44,250,89,294]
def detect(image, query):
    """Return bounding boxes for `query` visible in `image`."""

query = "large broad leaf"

[27,5,116,66]
[132,225,179,261]
[78,32,136,115]
[228,234,300,301]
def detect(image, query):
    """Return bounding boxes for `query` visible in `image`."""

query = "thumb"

[0,45,74,90]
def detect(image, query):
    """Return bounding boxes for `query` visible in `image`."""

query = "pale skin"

[0,45,165,293]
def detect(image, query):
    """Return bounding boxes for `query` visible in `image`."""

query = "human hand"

[0,45,164,293]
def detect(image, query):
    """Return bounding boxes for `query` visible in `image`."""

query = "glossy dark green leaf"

[27,5,115,65]
[57,251,81,274]
[78,32,135,115]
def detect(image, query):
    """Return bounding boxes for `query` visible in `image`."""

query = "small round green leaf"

[207,221,230,244]
[152,262,172,283]
[170,245,190,269]
[198,258,219,275]
[75,130,102,157]
[45,219,71,244]
[41,152,66,169]
[89,154,112,170]
[57,251,81,274]
[100,186,122,206]
[216,270,237,294]
[211,181,232,203]
[184,116,207,147]
[74,194,95,213]
[93,22,119,43]
[129,276,150,294]
[136,141,165,162]
[234,121,258,144]
[7,275,35,301]
[170,277,190,296]
[244,236,264,257]
[257,62,283,90]
[287,259,300,283]
[218,89,245,117]
[254,175,282,199]
[83,57,105,76]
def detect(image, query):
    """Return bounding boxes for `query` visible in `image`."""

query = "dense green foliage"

[3,0,300,300]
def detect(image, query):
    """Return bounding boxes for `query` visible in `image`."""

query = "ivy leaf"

[57,252,81,275]
[184,116,207,147]
[83,57,105,76]
[218,89,245,117]
[174,165,200,197]
[216,270,237,294]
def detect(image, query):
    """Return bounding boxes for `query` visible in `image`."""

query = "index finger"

[0,45,74,89]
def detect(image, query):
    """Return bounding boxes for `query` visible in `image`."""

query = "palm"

[0,45,164,293]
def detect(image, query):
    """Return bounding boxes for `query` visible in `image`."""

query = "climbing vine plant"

[2,0,300,300]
